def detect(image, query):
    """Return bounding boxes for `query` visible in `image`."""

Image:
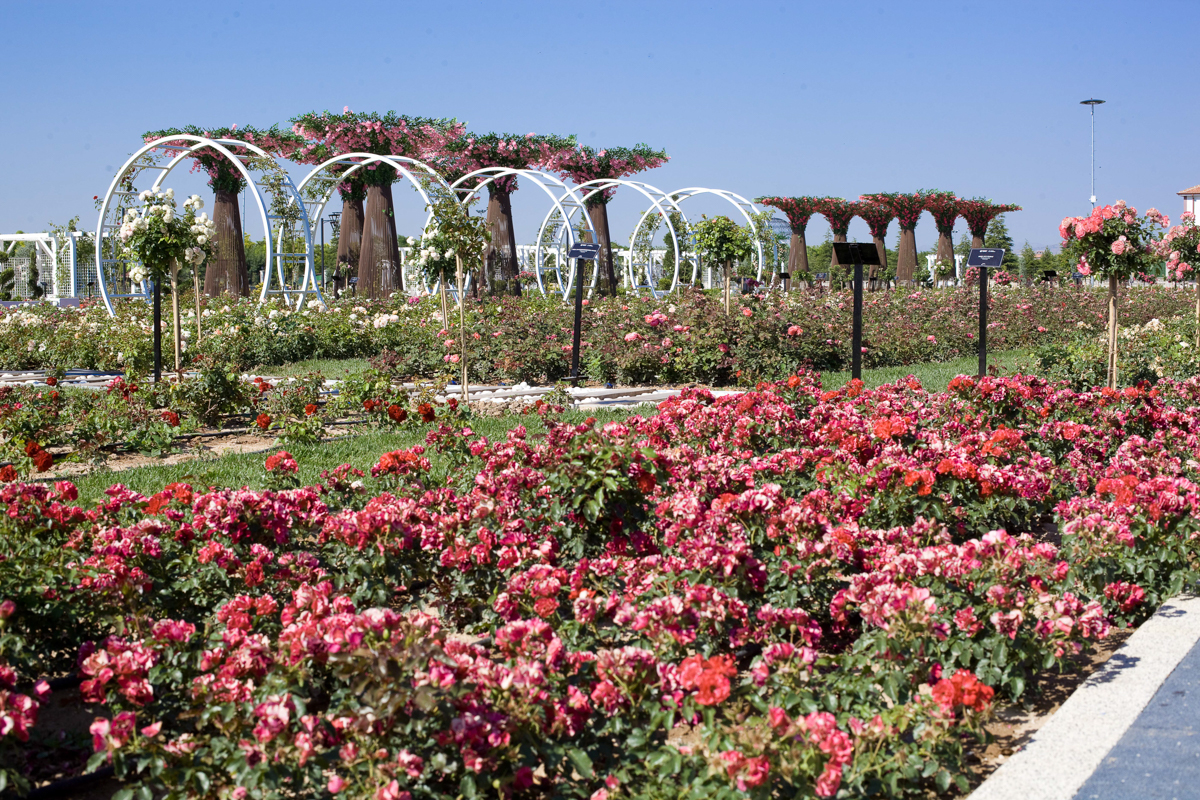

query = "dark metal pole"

[570,257,585,385]
[852,246,863,381]
[320,219,325,292]
[152,281,162,383]
[978,264,989,377]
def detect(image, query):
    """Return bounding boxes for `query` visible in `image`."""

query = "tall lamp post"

[325,211,341,295]
[1080,98,1105,209]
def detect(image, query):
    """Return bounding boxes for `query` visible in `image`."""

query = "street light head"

[1080,98,1105,105]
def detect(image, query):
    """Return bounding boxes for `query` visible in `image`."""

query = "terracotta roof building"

[1179,185,1200,217]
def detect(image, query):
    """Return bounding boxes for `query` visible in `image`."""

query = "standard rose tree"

[118,189,216,379]
[1060,201,1168,386]
[556,144,669,296]
[143,126,302,298]
[1158,212,1200,345]
[693,215,754,315]
[434,131,577,297]
[289,109,465,299]
[420,191,489,401]
[755,196,824,282]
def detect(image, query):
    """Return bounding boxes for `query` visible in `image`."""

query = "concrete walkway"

[969,595,1200,800]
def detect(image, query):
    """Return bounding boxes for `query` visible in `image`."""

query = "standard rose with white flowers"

[120,190,216,285]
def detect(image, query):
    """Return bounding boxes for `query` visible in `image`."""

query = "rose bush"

[4,370,1200,797]
[0,284,1192,386]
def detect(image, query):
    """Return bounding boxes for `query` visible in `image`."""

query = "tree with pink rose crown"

[815,198,857,278]
[556,144,670,296]
[855,201,896,289]
[958,198,1022,249]
[432,131,577,298]
[1060,201,1169,386]
[859,192,938,284]
[755,196,824,284]
[1156,211,1200,346]
[921,191,960,273]
[288,109,465,299]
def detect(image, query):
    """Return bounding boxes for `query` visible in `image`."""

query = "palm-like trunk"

[872,234,889,290]
[970,232,985,249]
[359,184,402,300]
[830,232,848,287]
[897,228,917,283]
[588,202,618,296]
[335,196,364,296]
[206,189,248,297]
[936,232,954,267]
[485,189,521,297]
[788,231,808,287]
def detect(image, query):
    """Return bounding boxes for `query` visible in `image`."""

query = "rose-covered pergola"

[94,134,320,315]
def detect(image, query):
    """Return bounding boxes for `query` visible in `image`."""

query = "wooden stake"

[456,255,468,406]
[1107,275,1119,389]
[170,259,182,380]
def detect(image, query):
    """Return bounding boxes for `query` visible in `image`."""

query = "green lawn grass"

[248,357,372,379]
[817,349,1034,391]
[68,350,1035,502]
[68,410,631,506]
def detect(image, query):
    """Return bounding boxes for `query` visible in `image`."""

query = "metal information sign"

[966,248,1005,268]
[567,242,602,385]
[568,243,601,260]
[968,248,1006,377]
[830,242,880,381]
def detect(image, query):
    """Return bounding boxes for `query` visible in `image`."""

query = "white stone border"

[969,594,1200,800]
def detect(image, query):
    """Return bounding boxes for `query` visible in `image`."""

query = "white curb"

[968,594,1200,800]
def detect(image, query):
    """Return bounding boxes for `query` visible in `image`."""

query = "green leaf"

[936,769,952,792]
[568,748,595,779]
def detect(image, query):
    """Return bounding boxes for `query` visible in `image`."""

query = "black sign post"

[967,248,1005,377]
[833,242,882,382]
[567,243,601,386]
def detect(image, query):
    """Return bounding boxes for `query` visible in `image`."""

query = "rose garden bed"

[2,370,1199,799]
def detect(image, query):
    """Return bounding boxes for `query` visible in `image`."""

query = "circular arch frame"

[295,152,455,297]
[449,167,599,299]
[94,135,318,316]
[667,187,767,286]
[545,179,688,298]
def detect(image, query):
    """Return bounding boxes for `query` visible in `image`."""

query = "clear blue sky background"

[2,0,1195,252]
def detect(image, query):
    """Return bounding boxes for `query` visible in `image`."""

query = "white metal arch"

[667,187,767,286]
[296,152,455,297]
[449,167,599,299]
[94,135,318,316]
[567,179,689,297]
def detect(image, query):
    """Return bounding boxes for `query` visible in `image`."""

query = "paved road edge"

[968,593,1200,800]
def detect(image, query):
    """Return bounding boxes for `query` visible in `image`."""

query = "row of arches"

[95,135,768,315]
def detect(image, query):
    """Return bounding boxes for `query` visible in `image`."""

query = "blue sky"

[2,0,1196,252]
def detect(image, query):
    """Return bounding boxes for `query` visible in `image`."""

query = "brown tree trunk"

[897,228,917,283]
[936,232,954,264]
[485,189,521,297]
[206,189,248,297]
[335,196,364,297]
[830,232,848,288]
[1107,275,1119,388]
[971,232,985,249]
[359,184,403,300]
[588,202,618,296]
[788,231,808,279]
[872,234,889,289]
